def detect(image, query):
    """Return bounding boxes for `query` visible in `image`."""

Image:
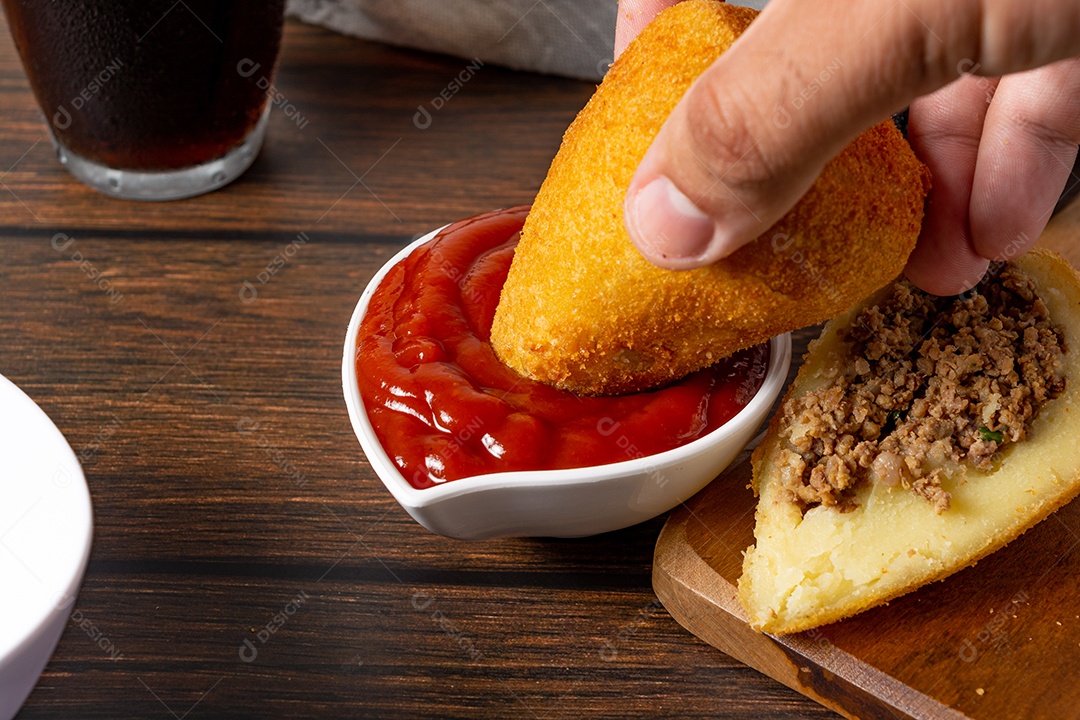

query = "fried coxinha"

[490,0,928,397]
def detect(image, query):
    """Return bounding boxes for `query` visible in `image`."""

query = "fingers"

[968,59,1080,263]
[903,75,999,295]
[623,0,1080,270]
[614,0,680,60]
[905,59,1080,295]
[625,0,960,268]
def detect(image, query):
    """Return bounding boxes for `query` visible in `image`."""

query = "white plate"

[0,374,93,720]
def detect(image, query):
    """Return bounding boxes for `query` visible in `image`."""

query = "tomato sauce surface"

[356,206,769,489]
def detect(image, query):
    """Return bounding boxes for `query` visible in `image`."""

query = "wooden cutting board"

[653,199,1080,720]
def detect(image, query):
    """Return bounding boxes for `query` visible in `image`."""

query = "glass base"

[49,106,270,201]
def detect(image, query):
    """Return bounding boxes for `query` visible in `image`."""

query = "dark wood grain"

[0,14,839,720]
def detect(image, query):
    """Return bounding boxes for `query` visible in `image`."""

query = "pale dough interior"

[740,250,1080,634]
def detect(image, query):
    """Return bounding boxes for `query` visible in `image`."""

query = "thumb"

[624,0,1080,269]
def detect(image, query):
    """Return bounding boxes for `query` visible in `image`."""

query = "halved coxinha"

[741,250,1080,634]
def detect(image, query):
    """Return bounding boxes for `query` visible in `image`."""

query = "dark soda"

[2,0,285,170]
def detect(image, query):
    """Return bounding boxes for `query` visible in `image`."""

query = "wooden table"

[3,15,1078,720]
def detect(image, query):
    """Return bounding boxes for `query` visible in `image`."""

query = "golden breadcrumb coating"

[490,0,930,395]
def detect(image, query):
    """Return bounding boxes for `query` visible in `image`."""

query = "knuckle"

[998,60,1080,147]
[679,73,775,191]
[1006,105,1080,153]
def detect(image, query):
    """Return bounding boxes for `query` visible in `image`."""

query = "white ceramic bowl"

[0,374,93,720]
[342,227,791,540]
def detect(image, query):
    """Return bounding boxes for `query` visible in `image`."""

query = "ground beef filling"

[780,262,1066,515]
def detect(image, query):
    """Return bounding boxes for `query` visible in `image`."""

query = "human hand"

[616,0,1080,295]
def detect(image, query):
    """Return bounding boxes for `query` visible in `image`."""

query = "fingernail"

[627,175,716,264]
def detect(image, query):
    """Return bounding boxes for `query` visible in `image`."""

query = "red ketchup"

[356,206,769,489]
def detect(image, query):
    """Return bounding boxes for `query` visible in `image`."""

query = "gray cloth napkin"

[286,0,616,81]
[285,0,768,81]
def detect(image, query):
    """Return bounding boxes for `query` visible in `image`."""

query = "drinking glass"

[1,0,286,200]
